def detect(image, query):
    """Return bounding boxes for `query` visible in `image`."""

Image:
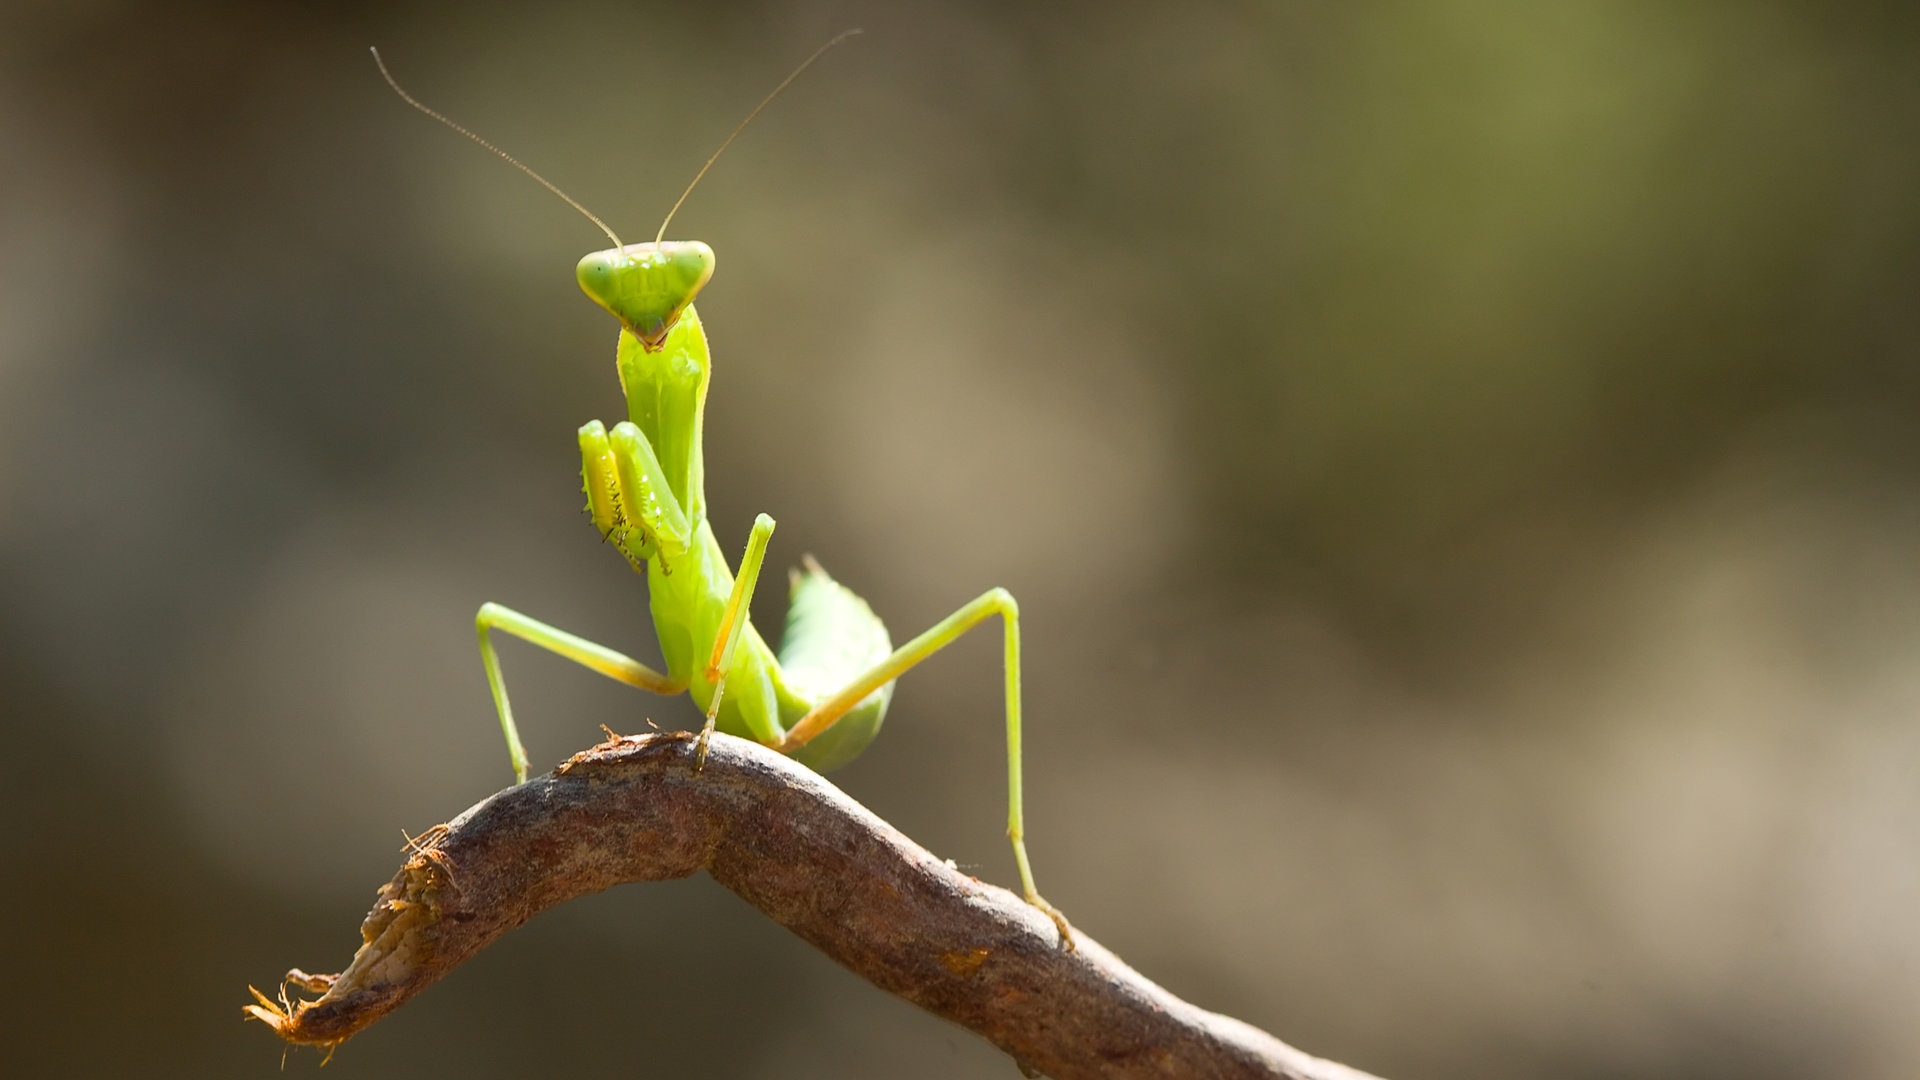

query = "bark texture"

[245,731,1383,1080]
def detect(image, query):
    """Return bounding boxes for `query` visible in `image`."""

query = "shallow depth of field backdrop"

[4,2,1919,1077]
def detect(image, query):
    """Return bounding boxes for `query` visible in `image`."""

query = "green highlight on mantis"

[372,38,1071,945]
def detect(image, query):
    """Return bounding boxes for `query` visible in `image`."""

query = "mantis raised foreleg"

[375,38,1071,945]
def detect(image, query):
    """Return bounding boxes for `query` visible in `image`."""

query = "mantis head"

[576,241,716,351]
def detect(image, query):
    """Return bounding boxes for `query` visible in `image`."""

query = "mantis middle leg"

[694,511,776,765]
[477,602,686,783]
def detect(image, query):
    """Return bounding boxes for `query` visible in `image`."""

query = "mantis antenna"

[653,28,864,245]
[371,46,625,250]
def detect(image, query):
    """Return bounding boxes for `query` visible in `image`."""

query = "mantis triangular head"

[576,241,716,351]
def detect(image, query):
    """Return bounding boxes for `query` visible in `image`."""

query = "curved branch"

[245,731,1383,1080]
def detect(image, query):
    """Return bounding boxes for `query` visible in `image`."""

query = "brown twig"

[244,731,1384,1080]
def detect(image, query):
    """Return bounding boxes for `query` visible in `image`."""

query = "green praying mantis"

[373,39,1071,945]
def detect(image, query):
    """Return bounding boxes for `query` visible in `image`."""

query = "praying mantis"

[373,39,1071,945]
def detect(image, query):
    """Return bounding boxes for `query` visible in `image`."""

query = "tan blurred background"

[4,1,1919,1077]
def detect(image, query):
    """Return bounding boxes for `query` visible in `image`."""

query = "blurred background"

[4,1,1918,1077]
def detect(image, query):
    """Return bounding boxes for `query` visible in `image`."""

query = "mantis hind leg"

[777,586,1073,948]
[477,602,685,783]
